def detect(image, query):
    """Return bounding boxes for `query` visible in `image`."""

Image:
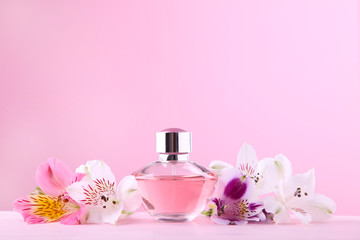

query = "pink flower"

[208,168,265,225]
[14,193,83,224]
[14,158,85,224]
[35,158,84,197]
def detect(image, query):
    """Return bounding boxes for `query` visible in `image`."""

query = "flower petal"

[218,168,257,201]
[59,204,85,225]
[117,175,142,213]
[283,169,315,201]
[76,160,116,184]
[66,181,89,204]
[236,143,258,177]
[224,177,247,200]
[233,220,248,225]
[68,180,116,206]
[35,158,74,196]
[209,160,234,176]
[263,196,290,224]
[273,154,292,184]
[247,210,266,222]
[211,168,241,198]
[210,215,231,225]
[86,203,123,224]
[13,194,80,224]
[256,158,282,195]
[289,207,312,224]
[273,208,290,224]
[287,193,336,222]
[256,154,292,195]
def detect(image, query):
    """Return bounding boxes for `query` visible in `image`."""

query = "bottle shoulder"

[133,160,217,179]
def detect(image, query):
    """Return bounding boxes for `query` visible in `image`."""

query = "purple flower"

[209,168,265,225]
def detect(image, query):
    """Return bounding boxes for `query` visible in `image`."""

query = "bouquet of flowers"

[204,143,336,224]
[14,159,142,224]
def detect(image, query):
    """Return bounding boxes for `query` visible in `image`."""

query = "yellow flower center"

[30,195,76,222]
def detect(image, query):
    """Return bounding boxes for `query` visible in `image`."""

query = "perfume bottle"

[133,128,217,222]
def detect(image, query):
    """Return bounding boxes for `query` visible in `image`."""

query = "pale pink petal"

[35,158,74,196]
[73,172,86,183]
[13,197,47,224]
[60,205,85,225]
[66,181,90,204]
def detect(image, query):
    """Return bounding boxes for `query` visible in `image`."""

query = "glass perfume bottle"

[133,128,217,222]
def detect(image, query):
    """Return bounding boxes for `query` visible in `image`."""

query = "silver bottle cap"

[156,128,192,153]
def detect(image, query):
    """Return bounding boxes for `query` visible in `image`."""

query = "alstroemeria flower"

[14,193,83,224]
[260,158,336,224]
[211,144,303,195]
[35,158,78,196]
[209,143,336,224]
[234,144,336,223]
[14,158,84,224]
[209,143,258,177]
[66,160,141,224]
[209,168,265,225]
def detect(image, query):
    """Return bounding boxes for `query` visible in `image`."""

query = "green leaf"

[30,187,46,195]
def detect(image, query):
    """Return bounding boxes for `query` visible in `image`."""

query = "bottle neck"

[158,153,189,162]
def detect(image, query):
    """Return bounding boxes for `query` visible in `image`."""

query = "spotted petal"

[13,194,81,224]
[283,169,315,202]
[287,193,336,223]
[236,143,258,178]
[224,177,248,200]
[216,168,255,200]
[214,168,264,222]
[66,179,116,207]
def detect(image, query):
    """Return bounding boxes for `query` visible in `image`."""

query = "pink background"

[0,1,359,215]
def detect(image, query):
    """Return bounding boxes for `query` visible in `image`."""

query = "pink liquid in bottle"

[135,174,216,221]
[133,128,217,222]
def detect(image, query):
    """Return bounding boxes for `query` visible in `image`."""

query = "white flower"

[209,143,336,224]
[66,160,141,224]
[210,143,274,194]
[261,159,336,224]
[209,143,258,177]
